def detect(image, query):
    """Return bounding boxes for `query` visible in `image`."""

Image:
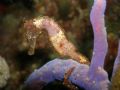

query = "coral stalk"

[89,0,108,73]
[25,59,80,89]
[25,58,109,90]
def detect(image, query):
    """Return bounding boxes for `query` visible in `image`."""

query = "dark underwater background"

[0,0,120,90]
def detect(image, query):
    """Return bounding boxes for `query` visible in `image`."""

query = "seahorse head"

[24,20,40,55]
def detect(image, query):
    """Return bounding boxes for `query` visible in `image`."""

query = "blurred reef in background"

[0,0,120,90]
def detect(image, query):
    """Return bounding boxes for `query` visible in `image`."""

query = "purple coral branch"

[89,0,108,73]
[112,40,120,77]
[25,58,109,90]
[25,59,79,88]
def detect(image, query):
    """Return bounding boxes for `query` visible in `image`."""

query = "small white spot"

[52,70,56,74]
[33,18,44,28]
[76,74,80,77]
[85,77,89,81]
[93,52,95,56]
[34,69,38,72]
[98,66,102,70]
[93,80,96,84]
[43,66,48,71]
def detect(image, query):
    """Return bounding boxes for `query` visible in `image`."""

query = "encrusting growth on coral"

[24,16,89,64]
[63,67,78,90]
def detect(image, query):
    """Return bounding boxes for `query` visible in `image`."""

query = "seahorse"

[24,16,89,64]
